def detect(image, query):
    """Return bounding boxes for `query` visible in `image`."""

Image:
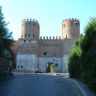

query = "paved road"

[0,74,82,96]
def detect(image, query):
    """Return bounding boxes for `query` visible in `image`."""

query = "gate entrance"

[46,62,55,73]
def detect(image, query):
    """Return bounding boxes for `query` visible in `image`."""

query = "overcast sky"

[0,0,96,40]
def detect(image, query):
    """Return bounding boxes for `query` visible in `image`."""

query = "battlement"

[63,18,80,23]
[39,36,61,40]
[22,18,39,24]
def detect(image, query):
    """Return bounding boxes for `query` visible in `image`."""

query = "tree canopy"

[68,18,96,93]
[0,6,13,57]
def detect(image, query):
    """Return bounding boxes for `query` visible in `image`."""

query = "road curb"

[70,78,95,96]
[70,79,87,96]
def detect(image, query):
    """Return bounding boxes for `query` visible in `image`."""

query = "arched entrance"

[46,62,55,73]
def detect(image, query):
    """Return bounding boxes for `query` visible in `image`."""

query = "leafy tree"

[0,6,13,56]
[80,18,96,92]
[0,6,14,80]
[68,18,96,93]
[68,35,83,79]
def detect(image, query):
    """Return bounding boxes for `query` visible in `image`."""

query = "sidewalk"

[70,78,96,96]
[55,73,96,96]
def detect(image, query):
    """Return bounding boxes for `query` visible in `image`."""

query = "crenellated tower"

[21,18,40,39]
[16,17,81,73]
[62,18,80,39]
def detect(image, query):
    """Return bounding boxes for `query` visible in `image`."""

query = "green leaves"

[0,6,13,57]
[68,37,82,79]
[68,17,96,93]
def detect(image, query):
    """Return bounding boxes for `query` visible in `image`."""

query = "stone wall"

[0,57,12,80]
[39,39,63,57]
[16,54,37,72]
[62,55,68,72]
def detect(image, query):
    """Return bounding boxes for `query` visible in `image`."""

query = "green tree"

[68,35,83,79]
[68,18,96,93]
[0,6,14,80]
[80,18,96,91]
[0,6,13,56]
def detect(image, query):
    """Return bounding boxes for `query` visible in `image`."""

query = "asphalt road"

[0,74,82,96]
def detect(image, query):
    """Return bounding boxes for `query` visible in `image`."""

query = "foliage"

[46,64,51,72]
[68,18,96,93]
[0,6,13,57]
[0,6,13,80]
[68,35,82,79]
[46,63,55,73]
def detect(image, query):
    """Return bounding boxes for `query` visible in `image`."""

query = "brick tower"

[21,18,40,39]
[62,18,80,39]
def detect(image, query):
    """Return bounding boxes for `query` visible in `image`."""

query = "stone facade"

[15,18,80,73]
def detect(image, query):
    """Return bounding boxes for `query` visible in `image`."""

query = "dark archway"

[46,62,54,73]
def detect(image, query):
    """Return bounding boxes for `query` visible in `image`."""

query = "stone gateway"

[15,18,80,73]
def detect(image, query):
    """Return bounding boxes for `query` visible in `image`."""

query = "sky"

[0,0,96,40]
